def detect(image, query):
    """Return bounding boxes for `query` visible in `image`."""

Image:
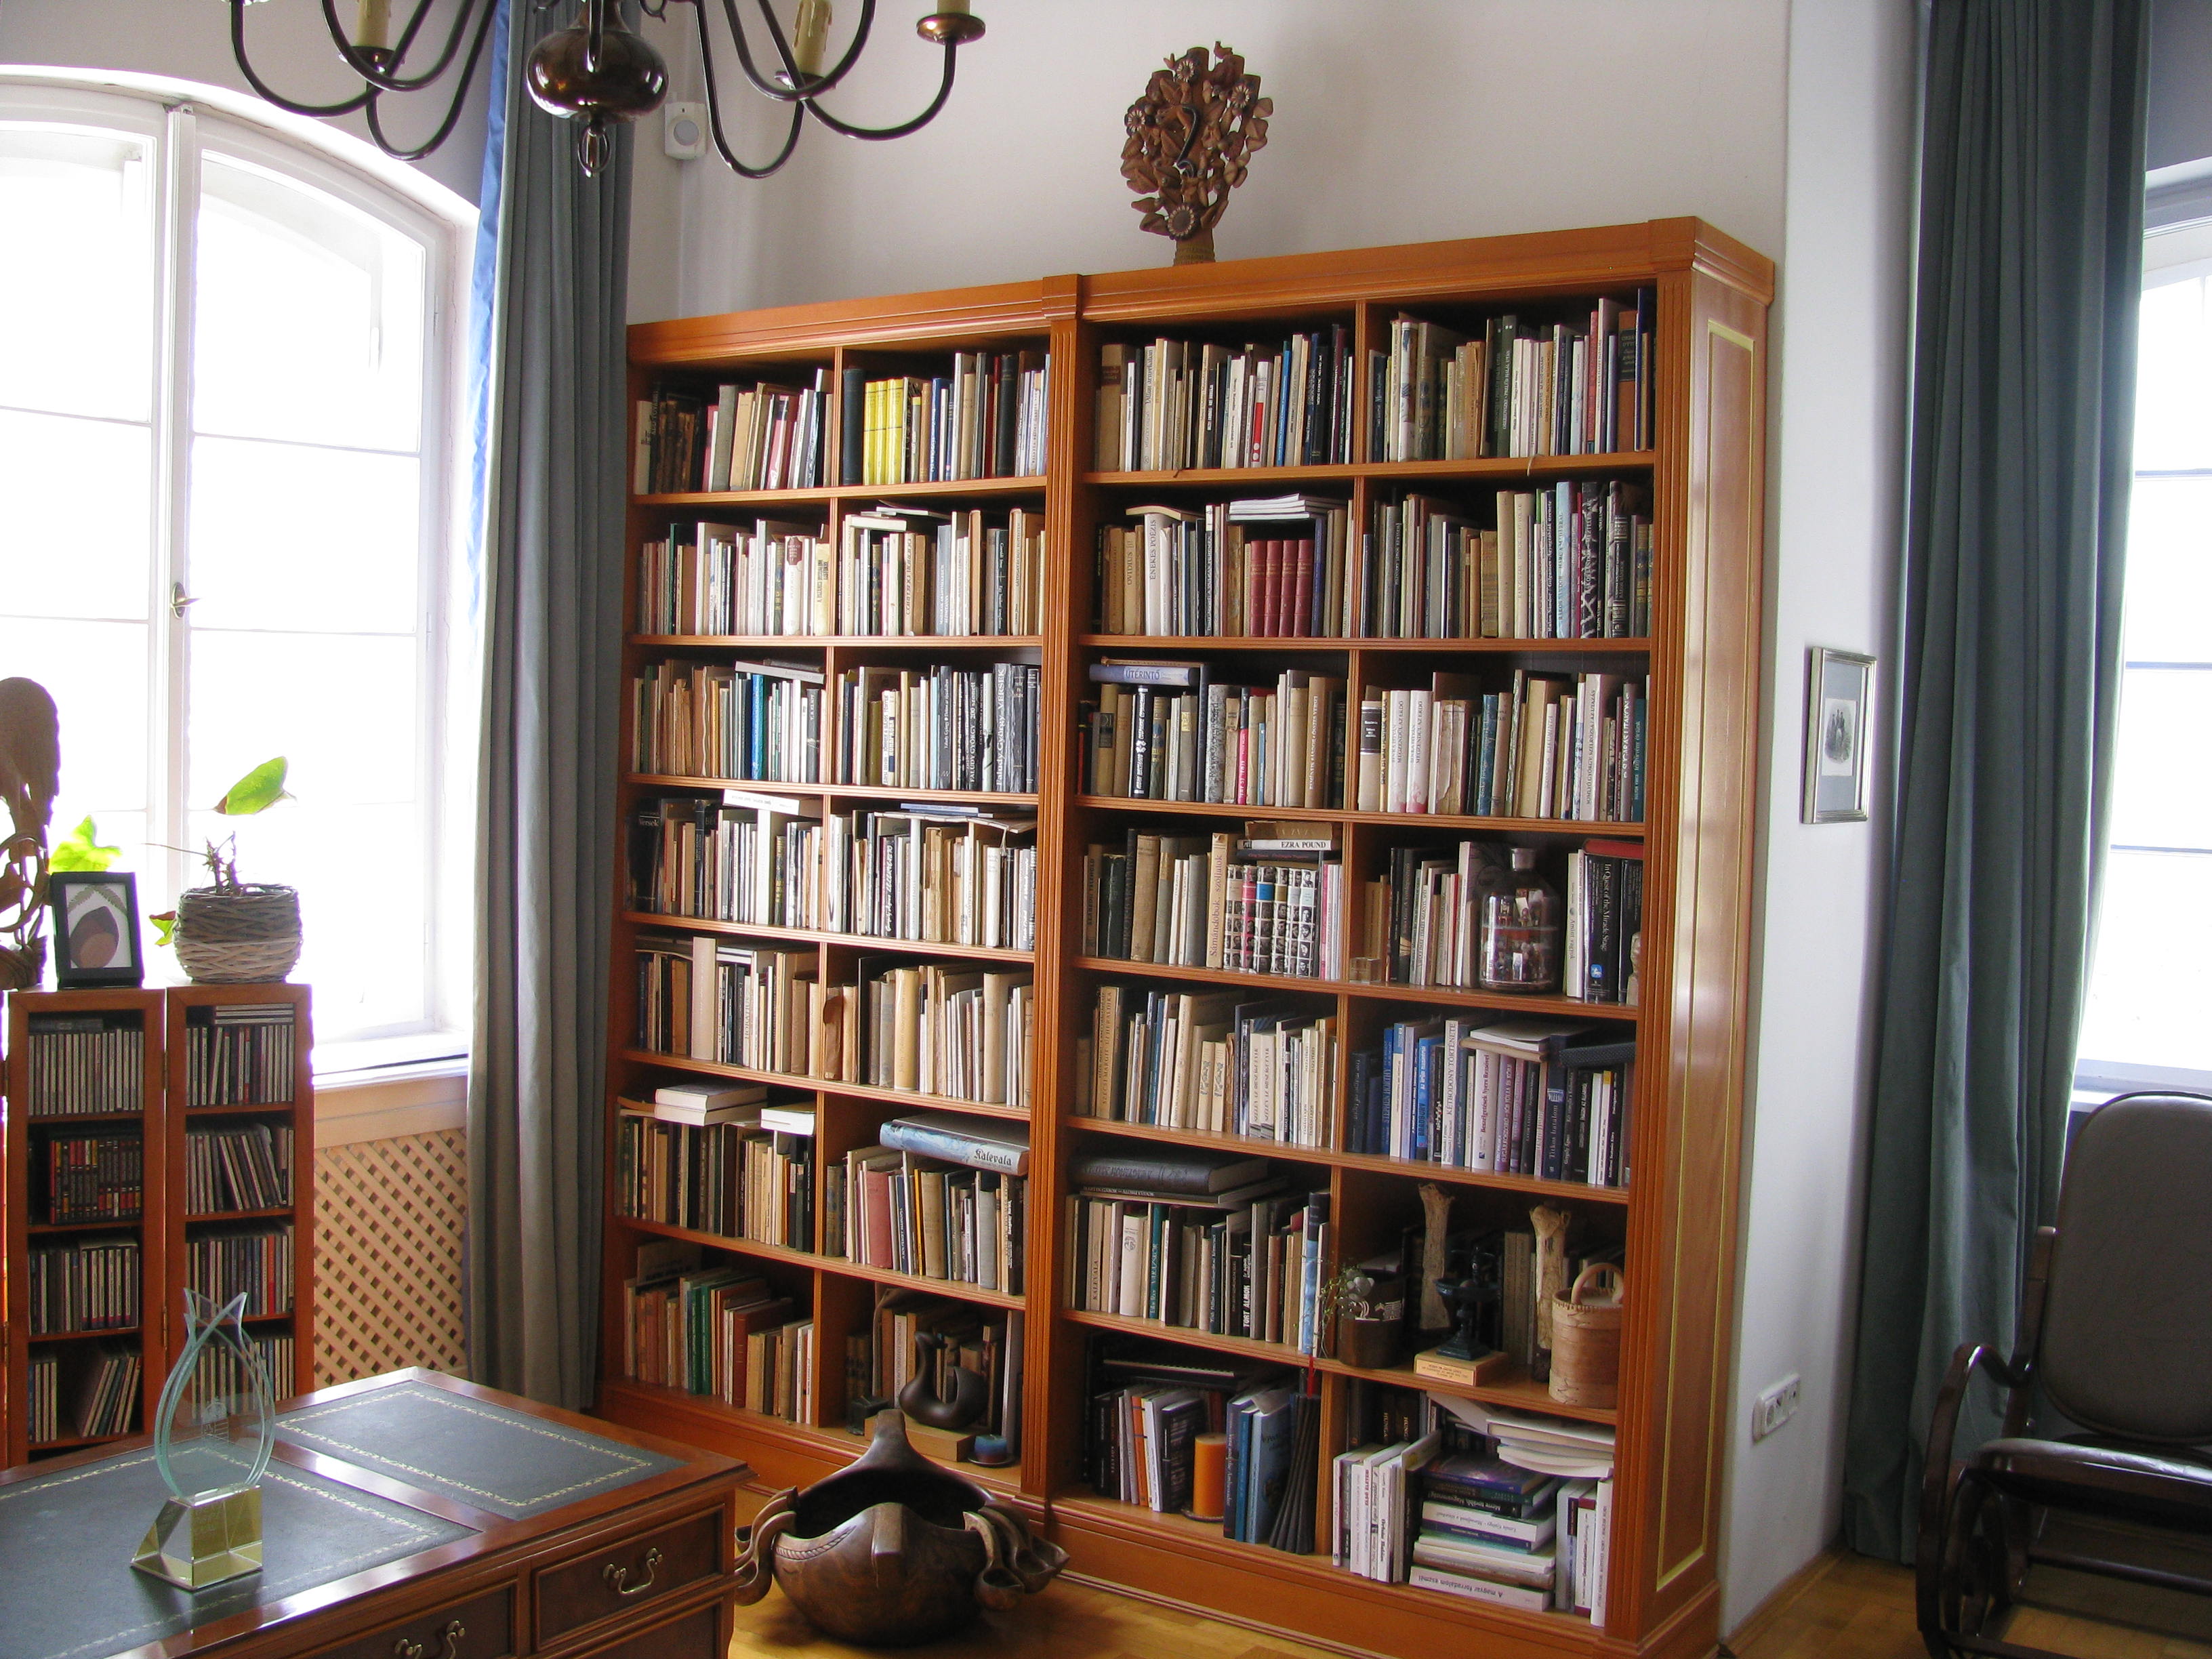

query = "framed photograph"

[49,871,143,988]
[1802,647,1875,823]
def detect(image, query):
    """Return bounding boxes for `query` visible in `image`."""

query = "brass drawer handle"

[603,1545,663,1597]
[393,1621,464,1659]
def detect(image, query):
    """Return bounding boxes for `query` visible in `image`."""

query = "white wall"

[1721,0,1912,1627]
[0,0,491,206]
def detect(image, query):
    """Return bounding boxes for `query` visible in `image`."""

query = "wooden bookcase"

[1,983,314,1464]
[600,220,1769,1659]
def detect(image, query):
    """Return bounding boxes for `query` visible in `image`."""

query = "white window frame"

[0,72,478,1073]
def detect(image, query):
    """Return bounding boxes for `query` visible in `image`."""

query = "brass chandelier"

[224,0,986,178]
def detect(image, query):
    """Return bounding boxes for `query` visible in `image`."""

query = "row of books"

[1081,825,1343,979]
[1064,1149,1332,1356]
[27,1235,139,1333]
[615,1101,815,1248]
[855,354,1050,485]
[1356,672,1646,823]
[619,1242,815,1422]
[43,1133,142,1223]
[634,371,832,495]
[185,1329,293,1412]
[184,1004,298,1106]
[833,663,1042,794]
[1367,483,1653,642]
[632,800,1036,949]
[835,1123,1027,1294]
[1370,298,1654,461]
[1096,329,1357,472]
[1084,661,1347,809]
[1349,1020,1633,1187]
[185,1122,295,1214]
[186,1224,293,1318]
[25,1344,140,1444]
[1094,497,1352,638]
[630,659,823,783]
[632,941,1034,1109]
[636,508,1048,640]
[846,1292,1023,1453]
[1076,986,1335,1147]
[23,1014,144,1117]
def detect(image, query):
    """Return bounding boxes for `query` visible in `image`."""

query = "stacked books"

[1084,660,1346,808]
[836,1118,1027,1294]
[1365,297,1654,462]
[24,1013,144,1117]
[634,937,823,1073]
[186,1223,293,1317]
[1565,840,1646,1006]
[856,962,1033,1107]
[1080,822,1343,979]
[839,506,1045,636]
[184,1122,294,1214]
[634,518,827,637]
[44,1133,143,1222]
[184,1004,298,1106]
[1093,497,1352,638]
[848,352,1050,484]
[184,1330,291,1414]
[1078,984,1336,1147]
[25,1351,58,1444]
[634,371,832,494]
[832,663,1042,794]
[1353,672,1645,821]
[1332,1431,1439,1582]
[1096,329,1356,472]
[68,1344,143,1439]
[619,1241,811,1420]
[28,1236,140,1333]
[629,659,823,783]
[1408,1452,1573,1612]
[614,1090,815,1247]
[1063,1149,1332,1356]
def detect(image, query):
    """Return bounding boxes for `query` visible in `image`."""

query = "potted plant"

[153,758,301,984]
[1323,1263,1408,1371]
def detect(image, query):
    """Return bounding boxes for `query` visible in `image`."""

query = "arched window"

[0,77,475,1057]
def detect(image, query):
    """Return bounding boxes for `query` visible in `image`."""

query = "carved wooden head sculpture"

[0,677,60,980]
[1122,43,1271,264]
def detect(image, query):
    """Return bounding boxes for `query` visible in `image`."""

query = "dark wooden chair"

[1917,1090,2212,1659]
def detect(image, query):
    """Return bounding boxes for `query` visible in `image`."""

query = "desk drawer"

[569,1605,718,1659]
[533,1511,720,1642]
[323,1587,514,1659]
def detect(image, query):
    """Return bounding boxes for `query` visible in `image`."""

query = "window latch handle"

[170,582,197,619]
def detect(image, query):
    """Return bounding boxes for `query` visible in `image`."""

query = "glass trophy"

[132,1290,275,1589]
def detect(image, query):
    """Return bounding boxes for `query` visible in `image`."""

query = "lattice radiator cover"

[314,1129,468,1385]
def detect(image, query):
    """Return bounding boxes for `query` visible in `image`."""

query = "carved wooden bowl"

[729,1412,1066,1645]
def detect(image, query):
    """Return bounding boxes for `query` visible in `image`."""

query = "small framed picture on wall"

[49,871,144,988]
[1802,647,1875,823]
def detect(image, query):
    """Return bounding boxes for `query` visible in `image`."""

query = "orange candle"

[1188,1431,1228,1521]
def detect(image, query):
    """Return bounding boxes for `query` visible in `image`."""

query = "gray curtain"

[1841,0,2146,1561]
[467,2,632,1409]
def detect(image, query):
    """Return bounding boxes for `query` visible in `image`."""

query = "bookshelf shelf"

[26,1326,142,1343]
[605,222,1769,1659]
[613,1212,1027,1311]
[625,775,1040,810]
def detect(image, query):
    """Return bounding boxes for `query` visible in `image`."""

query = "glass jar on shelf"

[1478,846,1561,993]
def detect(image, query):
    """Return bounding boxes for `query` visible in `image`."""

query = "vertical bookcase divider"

[602,224,1769,1659]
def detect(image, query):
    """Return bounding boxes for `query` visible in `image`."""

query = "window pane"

[188,632,419,810]
[2123,476,2212,664]
[187,436,420,633]
[193,154,427,453]
[2109,668,2212,851]
[0,411,150,620]
[0,617,151,846]
[2136,276,2212,472]
[0,124,153,421]
[2078,849,2212,1071]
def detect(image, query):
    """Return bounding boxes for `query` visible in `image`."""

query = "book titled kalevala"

[878,1111,1030,1174]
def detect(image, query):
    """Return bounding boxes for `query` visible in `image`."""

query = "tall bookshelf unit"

[601,220,1768,1659]
[1,983,314,1464]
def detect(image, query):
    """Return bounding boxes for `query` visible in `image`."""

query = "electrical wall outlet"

[663,102,707,162]
[1752,1374,1801,1441]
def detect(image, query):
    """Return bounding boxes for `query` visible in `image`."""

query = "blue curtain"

[466,0,633,1408]
[1841,0,2147,1560]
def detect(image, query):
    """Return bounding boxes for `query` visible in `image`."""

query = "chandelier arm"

[712,0,878,104]
[695,1,808,176]
[359,0,500,160]
[800,38,958,141]
[229,1,378,117]
[387,0,450,66]
[314,0,486,94]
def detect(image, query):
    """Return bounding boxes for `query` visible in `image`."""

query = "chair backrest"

[2039,1091,2212,1446]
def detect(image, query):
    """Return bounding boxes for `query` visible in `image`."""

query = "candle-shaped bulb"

[792,0,832,78]
[357,0,391,52]
[935,0,972,12]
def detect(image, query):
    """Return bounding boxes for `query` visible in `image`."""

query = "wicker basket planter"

[174,884,301,984]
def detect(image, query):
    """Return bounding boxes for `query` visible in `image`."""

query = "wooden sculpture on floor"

[0,677,60,989]
[1122,43,1271,264]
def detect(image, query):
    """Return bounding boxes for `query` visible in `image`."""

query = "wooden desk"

[0,1368,751,1659]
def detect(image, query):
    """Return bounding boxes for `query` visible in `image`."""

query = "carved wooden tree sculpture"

[1122,43,1271,264]
[0,677,60,988]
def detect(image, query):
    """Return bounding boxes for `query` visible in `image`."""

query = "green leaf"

[49,815,121,873]
[149,909,176,949]
[215,757,291,817]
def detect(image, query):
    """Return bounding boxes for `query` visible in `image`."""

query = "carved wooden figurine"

[0,677,59,989]
[1122,43,1271,264]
